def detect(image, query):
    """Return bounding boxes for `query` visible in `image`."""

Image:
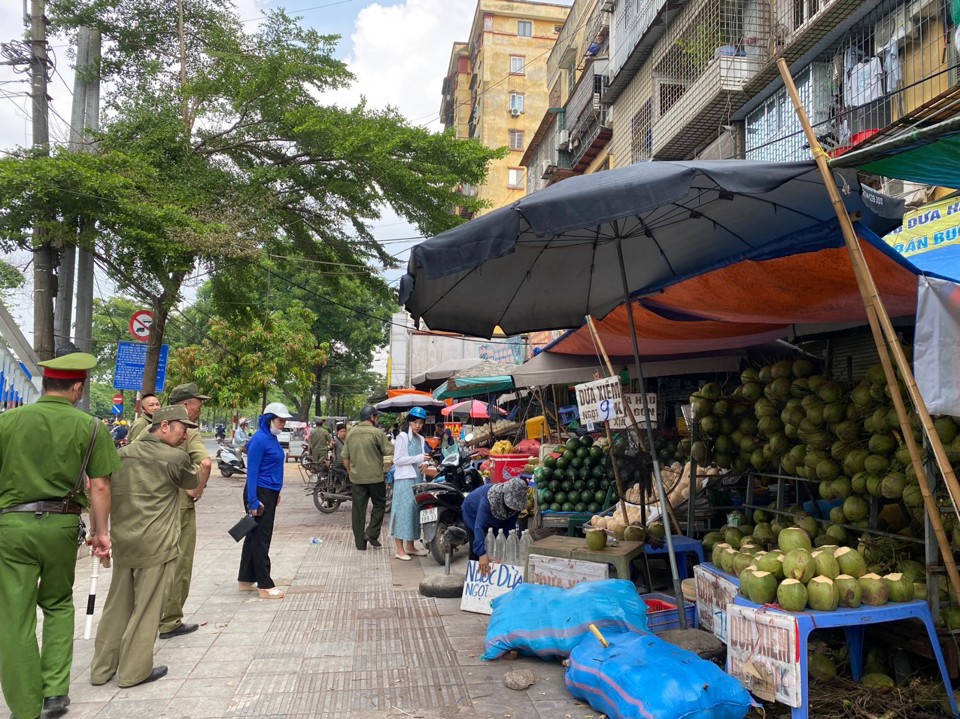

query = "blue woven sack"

[565,630,754,719]
[385,466,395,485]
[482,579,649,661]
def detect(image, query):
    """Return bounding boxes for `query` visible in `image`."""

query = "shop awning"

[433,375,515,400]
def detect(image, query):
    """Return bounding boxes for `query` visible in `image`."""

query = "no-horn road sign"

[128,310,154,342]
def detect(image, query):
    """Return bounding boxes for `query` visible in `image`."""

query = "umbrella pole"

[777,58,960,604]
[586,315,686,626]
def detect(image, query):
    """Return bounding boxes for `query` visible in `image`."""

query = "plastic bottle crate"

[641,592,698,634]
[490,454,533,484]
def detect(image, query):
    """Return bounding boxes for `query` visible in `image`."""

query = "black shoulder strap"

[68,417,100,500]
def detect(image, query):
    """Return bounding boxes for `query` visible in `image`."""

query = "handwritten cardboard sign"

[694,564,740,643]
[526,555,609,589]
[727,603,801,707]
[460,561,524,615]
[574,376,624,425]
[609,393,659,430]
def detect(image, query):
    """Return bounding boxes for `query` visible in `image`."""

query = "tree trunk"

[33,238,56,360]
[141,298,168,395]
[261,385,267,413]
[313,364,324,415]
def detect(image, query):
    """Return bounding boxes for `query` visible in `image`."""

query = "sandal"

[238,581,257,591]
[394,553,411,561]
[406,548,429,556]
[258,587,285,599]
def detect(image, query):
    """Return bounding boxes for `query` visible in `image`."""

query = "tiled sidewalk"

[3,443,597,718]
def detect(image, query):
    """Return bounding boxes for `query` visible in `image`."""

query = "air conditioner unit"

[540,160,557,179]
[556,129,569,149]
[510,108,522,117]
[600,0,615,11]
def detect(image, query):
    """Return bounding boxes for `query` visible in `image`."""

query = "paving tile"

[163,695,236,718]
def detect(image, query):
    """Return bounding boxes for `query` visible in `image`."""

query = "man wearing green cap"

[0,348,120,719]
[126,393,160,443]
[158,382,211,639]
[91,405,198,689]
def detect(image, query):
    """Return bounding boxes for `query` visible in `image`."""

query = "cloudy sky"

[0,0,572,347]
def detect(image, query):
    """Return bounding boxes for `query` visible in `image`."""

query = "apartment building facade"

[441,0,572,215]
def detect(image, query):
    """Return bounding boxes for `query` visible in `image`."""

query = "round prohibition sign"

[128,310,154,341]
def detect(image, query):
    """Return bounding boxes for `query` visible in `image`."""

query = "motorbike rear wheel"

[313,482,342,513]
[430,521,452,565]
[220,467,233,478]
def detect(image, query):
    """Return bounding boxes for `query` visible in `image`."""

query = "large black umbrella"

[399,160,903,338]
[399,159,904,626]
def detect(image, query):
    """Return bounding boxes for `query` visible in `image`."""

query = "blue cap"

[408,406,428,420]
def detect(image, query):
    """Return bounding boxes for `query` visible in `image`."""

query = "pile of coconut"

[712,526,920,611]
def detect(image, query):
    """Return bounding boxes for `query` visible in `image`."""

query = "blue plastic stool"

[643,535,705,579]
[731,595,959,719]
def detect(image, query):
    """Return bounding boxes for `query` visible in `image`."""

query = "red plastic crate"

[490,454,532,483]
[642,592,698,633]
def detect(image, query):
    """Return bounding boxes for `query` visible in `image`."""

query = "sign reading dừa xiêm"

[574,376,624,424]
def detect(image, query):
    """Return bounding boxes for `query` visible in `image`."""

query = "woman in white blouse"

[389,406,432,560]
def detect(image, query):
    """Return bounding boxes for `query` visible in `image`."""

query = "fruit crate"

[641,592,698,634]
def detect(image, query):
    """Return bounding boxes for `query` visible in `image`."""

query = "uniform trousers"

[351,481,386,549]
[238,487,279,590]
[0,512,81,719]
[159,502,196,633]
[90,560,175,686]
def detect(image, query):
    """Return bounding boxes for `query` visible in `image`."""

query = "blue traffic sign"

[113,342,169,392]
[111,404,122,415]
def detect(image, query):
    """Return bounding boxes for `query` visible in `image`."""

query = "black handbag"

[228,514,257,542]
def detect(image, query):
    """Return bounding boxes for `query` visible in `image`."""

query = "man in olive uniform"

[126,393,160,443]
[0,349,120,719]
[341,406,393,550]
[308,418,332,463]
[158,383,211,639]
[91,405,198,688]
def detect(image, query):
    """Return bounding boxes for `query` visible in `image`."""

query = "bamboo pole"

[777,58,960,603]
[586,316,686,625]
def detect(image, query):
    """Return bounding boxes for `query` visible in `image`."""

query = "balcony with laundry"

[563,59,612,172]
[650,0,770,158]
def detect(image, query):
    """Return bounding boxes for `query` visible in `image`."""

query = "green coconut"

[745,570,778,605]
[719,547,739,574]
[797,516,821,539]
[825,524,848,545]
[783,548,816,583]
[809,653,837,682]
[732,553,755,577]
[858,573,889,606]
[863,454,891,475]
[777,578,809,612]
[817,545,839,556]
[756,551,785,580]
[834,547,867,578]
[829,506,846,525]
[880,472,906,500]
[898,559,925,583]
[711,541,732,566]
[913,582,927,600]
[807,576,840,611]
[860,673,895,693]
[842,495,869,523]
[723,527,744,549]
[778,527,813,553]
[883,573,915,603]
[811,550,840,580]
[835,574,862,608]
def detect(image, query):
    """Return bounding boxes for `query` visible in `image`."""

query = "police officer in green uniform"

[341,406,393,550]
[0,349,120,719]
[158,383,211,639]
[91,405,198,688]
[126,393,160,443]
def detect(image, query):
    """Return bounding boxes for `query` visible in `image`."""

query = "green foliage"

[168,302,328,409]
[0,260,24,298]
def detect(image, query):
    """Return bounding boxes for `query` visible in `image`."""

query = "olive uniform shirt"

[178,428,208,510]
[0,396,120,509]
[126,415,150,443]
[308,426,332,461]
[111,433,198,567]
[341,424,392,484]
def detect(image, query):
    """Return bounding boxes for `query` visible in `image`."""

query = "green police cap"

[37,351,98,380]
[151,405,199,428]
[168,382,211,404]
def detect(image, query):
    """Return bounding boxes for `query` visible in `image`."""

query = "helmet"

[239,417,249,426]
[263,402,292,419]
[359,405,378,421]
[408,406,428,421]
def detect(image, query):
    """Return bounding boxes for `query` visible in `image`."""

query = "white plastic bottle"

[494,530,506,563]
[503,531,520,565]
[485,527,497,558]
[519,530,532,566]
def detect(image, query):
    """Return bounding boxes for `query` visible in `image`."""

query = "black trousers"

[351,482,386,549]
[238,487,279,589]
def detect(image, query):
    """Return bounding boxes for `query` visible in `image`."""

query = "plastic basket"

[642,592,698,634]
[490,454,532,484]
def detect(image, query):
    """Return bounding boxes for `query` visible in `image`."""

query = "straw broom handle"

[777,58,960,602]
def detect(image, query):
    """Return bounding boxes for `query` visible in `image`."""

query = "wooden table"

[526,536,645,580]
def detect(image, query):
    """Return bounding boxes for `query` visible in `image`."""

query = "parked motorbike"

[415,448,483,565]
[217,445,246,477]
[311,462,352,513]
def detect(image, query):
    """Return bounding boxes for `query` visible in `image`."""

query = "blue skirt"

[388,477,420,541]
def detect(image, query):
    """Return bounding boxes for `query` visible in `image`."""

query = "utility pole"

[29,0,55,361]
[72,28,101,411]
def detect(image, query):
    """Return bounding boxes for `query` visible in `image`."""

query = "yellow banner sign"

[883,196,960,260]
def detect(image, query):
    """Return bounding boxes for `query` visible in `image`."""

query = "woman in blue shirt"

[238,402,292,599]
[461,478,528,576]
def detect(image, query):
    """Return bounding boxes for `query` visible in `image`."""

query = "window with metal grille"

[631,100,653,163]
[509,130,525,151]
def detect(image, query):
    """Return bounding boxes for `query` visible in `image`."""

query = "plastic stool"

[731,596,959,719]
[643,535,705,578]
